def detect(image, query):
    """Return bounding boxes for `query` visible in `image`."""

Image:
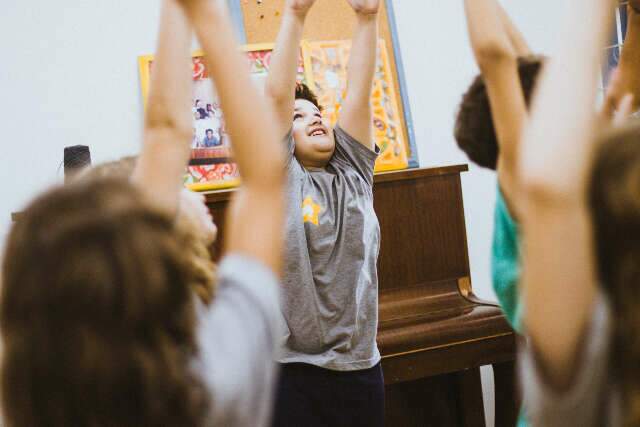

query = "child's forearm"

[344,13,378,114]
[338,1,379,147]
[133,0,193,213]
[464,0,517,71]
[264,10,306,106]
[497,3,531,57]
[520,0,615,198]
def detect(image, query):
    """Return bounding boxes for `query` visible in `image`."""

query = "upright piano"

[205,165,518,427]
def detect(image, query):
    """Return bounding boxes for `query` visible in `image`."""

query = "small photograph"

[190,76,228,152]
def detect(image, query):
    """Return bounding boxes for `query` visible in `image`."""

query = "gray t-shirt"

[520,295,621,426]
[194,254,282,427]
[279,125,381,371]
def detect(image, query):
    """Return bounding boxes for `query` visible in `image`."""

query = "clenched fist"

[286,0,318,17]
[346,0,380,16]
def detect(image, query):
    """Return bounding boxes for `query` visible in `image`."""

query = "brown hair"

[589,121,640,426]
[295,82,322,111]
[79,157,217,305]
[454,55,544,169]
[1,178,209,426]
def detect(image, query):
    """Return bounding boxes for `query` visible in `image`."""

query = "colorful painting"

[302,39,409,172]
[138,43,299,191]
[139,37,411,190]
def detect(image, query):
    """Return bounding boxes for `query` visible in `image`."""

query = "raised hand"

[345,0,380,16]
[286,0,318,17]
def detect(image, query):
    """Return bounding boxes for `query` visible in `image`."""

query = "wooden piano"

[205,165,518,427]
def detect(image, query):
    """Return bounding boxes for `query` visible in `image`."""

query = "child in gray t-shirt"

[264,0,386,425]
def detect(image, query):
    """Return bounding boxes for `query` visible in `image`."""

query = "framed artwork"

[139,40,410,189]
[302,39,408,172]
[139,43,306,191]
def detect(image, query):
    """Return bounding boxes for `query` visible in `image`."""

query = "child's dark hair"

[1,178,210,426]
[454,55,544,170]
[589,122,640,426]
[295,82,322,111]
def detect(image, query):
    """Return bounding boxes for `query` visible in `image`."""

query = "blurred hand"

[178,189,218,246]
[345,0,380,16]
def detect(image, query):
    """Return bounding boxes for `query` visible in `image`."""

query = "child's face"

[292,99,335,168]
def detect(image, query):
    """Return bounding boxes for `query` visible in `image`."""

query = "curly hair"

[589,121,640,427]
[1,178,210,426]
[454,55,544,170]
[79,157,217,305]
[295,82,322,111]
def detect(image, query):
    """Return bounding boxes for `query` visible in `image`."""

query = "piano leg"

[493,360,519,427]
[455,368,486,427]
[385,371,490,427]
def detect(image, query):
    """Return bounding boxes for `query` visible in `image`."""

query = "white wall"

[0,1,567,425]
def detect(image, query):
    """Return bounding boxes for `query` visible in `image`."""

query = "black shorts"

[271,362,385,427]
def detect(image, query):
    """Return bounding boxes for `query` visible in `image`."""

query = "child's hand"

[286,0,318,17]
[346,0,380,16]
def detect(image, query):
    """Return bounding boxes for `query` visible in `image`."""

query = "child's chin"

[312,139,334,153]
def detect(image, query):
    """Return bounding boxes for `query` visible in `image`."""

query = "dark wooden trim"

[203,165,470,204]
[374,165,469,184]
[455,172,473,280]
[203,188,236,204]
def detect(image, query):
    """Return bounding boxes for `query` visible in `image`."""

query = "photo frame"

[139,43,297,191]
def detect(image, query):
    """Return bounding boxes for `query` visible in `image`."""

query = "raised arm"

[264,0,317,139]
[178,0,285,274]
[132,0,193,214]
[497,3,531,57]
[518,0,615,388]
[463,0,528,197]
[338,0,379,149]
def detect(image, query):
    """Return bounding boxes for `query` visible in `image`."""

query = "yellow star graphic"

[302,196,322,225]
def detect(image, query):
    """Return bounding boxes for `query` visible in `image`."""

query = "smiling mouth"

[308,128,327,137]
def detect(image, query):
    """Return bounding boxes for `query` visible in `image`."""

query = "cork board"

[240,0,412,162]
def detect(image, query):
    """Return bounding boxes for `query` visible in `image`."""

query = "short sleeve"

[283,129,296,168]
[330,125,380,187]
[195,254,283,427]
[519,296,612,427]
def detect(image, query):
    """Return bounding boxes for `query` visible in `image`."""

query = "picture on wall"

[602,1,629,88]
[138,43,306,191]
[139,39,411,189]
[302,39,409,172]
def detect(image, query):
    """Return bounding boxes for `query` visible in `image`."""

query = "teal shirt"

[491,186,522,332]
[492,186,528,427]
